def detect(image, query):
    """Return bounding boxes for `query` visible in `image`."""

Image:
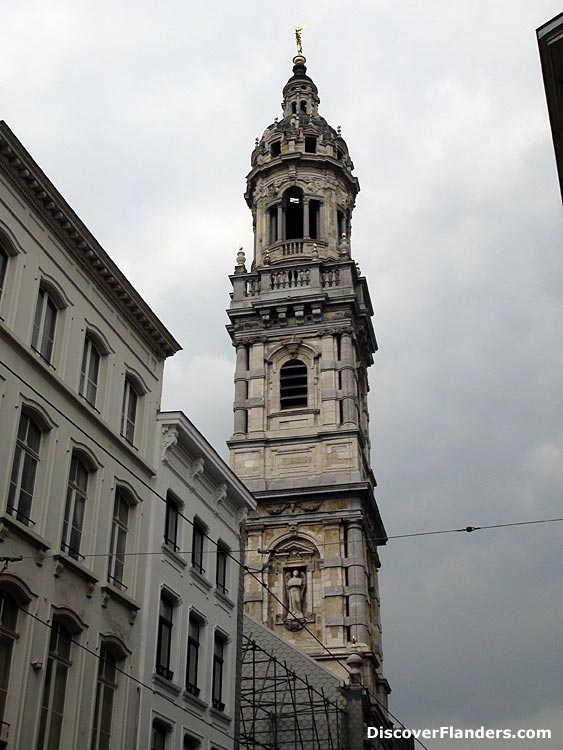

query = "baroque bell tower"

[228,33,391,711]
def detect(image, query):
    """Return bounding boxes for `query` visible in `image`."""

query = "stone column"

[303,197,310,238]
[340,333,357,425]
[233,344,248,434]
[278,203,284,240]
[346,519,369,644]
[265,207,271,246]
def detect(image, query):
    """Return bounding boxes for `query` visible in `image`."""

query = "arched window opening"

[305,136,317,153]
[267,205,278,244]
[291,102,297,114]
[32,287,57,363]
[300,100,307,113]
[0,590,18,726]
[121,376,140,444]
[8,411,42,525]
[37,620,72,750]
[107,490,130,590]
[0,243,8,302]
[309,200,320,240]
[270,140,281,157]
[61,454,89,560]
[337,210,346,241]
[91,647,118,750]
[79,335,101,407]
[283,188,303,240]
[280,359,308,409]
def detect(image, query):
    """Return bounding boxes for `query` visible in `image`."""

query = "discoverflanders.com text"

[368,726,552,741]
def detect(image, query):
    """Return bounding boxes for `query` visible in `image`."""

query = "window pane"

[0,246,7,297]
[8,414,41,524]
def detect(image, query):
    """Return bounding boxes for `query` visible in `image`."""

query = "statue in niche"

[285,569,306,618]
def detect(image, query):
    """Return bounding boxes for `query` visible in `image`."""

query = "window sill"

[100,583,140,614]
[152,671,182,695]
[161,543,187,569]
[214,589,235,611]
[31,346,56,370]
[120,434,138,451]
[209,706,232,725]
[189,566,212,592]
[0,513,50,554]
[183,689,208,711]
[53,553,98,591]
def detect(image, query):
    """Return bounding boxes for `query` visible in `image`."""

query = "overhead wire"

[7,357,560,749]
[14,603,236,745]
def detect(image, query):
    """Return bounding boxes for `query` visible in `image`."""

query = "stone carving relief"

[263,500,323,515]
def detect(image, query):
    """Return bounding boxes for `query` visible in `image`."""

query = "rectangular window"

[186,616,200,696]
[79,337,101,406]
[212,635,225,712]
[120,378,138,444]
[32,288,57,363]
[108,492,129,589]
[305,135,317,153]
[156,595,174,681]
[191,522,205,574]
[90,648,117,750]
[7,413,41,525]
[216,545,228,594]
[151,723,167,750]
[164,493,179,551]
[61,454,89,560]
[0,592,18,726]
[36,622,72,750]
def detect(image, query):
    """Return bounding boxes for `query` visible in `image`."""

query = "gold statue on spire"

[294,24,306,57]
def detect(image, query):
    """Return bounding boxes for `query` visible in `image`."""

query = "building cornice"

[158,411,257,513]
[0,121,181,359]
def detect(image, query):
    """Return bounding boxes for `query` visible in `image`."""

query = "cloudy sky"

[3,1,563,747]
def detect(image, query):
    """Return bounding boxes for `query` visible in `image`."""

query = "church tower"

[228,37,391,712]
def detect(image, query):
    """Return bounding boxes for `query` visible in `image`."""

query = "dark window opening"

[267,205,278,244]
[337,210,346,240]
[345,597,350,617]
[186,616,201,696]
[291,102,297,114]
[156,594,174,681]
[216,545,228,594]
[280,359,307,409]
[300,100,307,113]
[164,492,180,551]
[0,244,8,301]
[192,522,205,574]
[0,590,18,726]
[151,722,168,750]
[345,626,351,642]
[8,412,41,525]
[184,736,201,750]
[212,635,225,712]
[336,334,342,361]
[270,140,281,157]
[309,200,320,240]
[336,148,343,160]
[305,136,317,153]
[283,188,303,240]
[339,400,344,425]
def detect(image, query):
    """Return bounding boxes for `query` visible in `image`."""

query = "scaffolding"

[240,635,347,750]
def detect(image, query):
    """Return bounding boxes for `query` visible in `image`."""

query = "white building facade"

[138,411,255,750]
[0,121,180,750]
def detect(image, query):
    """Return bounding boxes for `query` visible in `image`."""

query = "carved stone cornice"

[0,121,181,359]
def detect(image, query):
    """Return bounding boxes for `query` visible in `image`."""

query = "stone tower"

[228,46,391,712]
